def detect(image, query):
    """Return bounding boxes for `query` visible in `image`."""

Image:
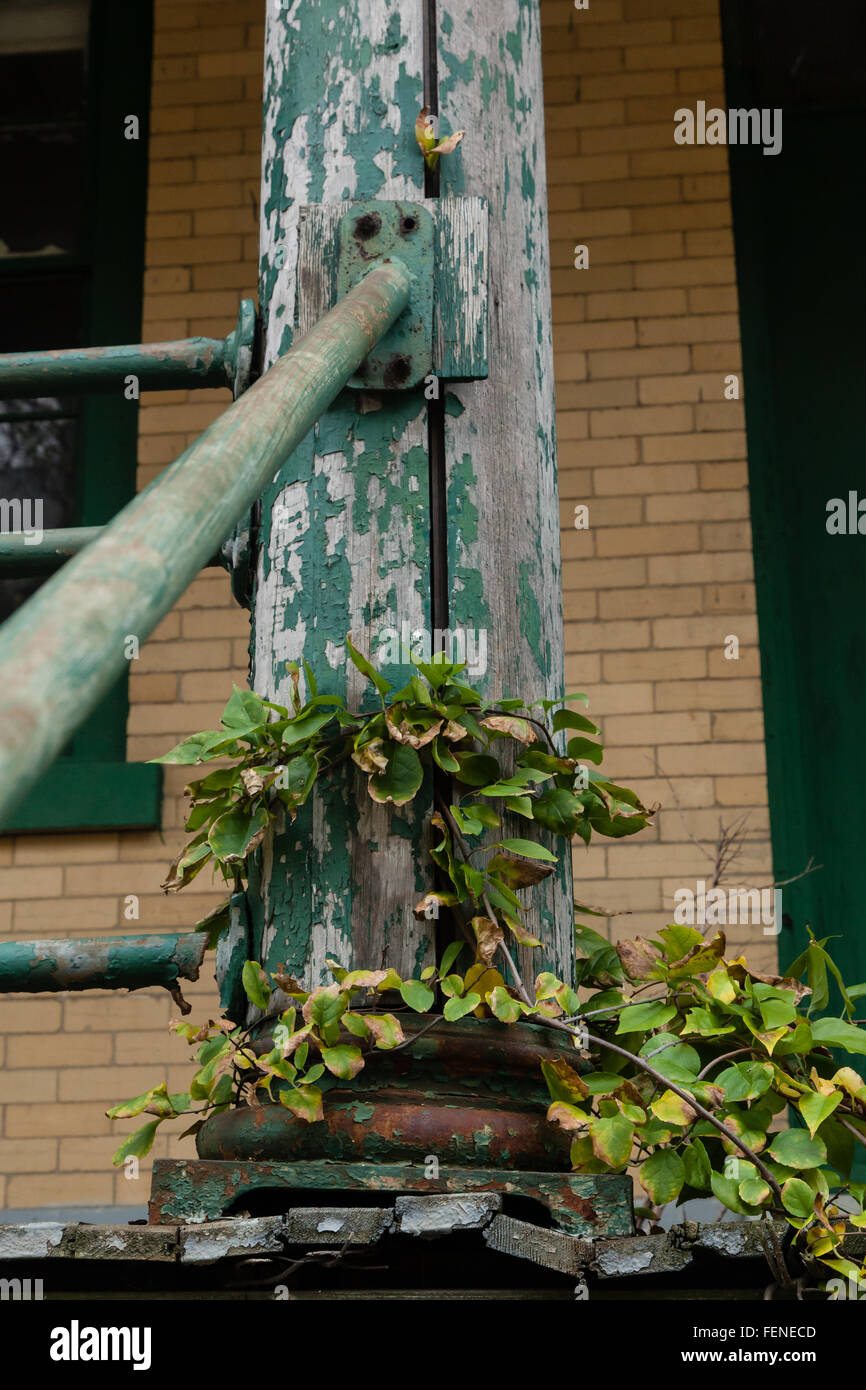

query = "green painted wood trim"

[0,260,413,824]
[1,761,162,833]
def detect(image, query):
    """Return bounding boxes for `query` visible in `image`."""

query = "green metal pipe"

[0,300,255,397]
[0,527,103,576]
[0,933,208,996]
[0,528,226,577]
[0,258,412,822]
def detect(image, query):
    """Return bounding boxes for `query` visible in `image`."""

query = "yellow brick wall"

[543,0,774,968]
[0,0,775,1213]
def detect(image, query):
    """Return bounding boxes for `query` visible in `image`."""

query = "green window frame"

[1,0,161,833]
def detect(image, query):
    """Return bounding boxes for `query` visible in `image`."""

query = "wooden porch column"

[248,0,573,988]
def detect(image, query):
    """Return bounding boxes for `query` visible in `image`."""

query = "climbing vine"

[109,641,866,1296]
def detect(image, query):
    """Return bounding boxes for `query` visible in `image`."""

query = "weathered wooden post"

[245,0,572,988]
[152,0,635,1234]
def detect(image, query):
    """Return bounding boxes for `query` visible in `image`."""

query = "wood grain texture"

[436,0,574,977]
[252,0,435,988]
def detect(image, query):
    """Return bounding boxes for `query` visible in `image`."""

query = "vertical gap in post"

[424,0,454,966]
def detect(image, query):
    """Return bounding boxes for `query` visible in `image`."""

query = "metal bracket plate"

[337,199,434,390]
[298,197,488,385]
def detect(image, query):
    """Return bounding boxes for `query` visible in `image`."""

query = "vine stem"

[838,1116,866,1153]
[435,795,785,1206]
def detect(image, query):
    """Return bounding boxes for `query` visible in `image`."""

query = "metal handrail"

[0,301,256,397]
[0,257,413,822]
[0,528,227,578]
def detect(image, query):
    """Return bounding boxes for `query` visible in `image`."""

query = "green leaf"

[439,941,465,978]
[714,1061,774,1103]
[504,795,534,819]
[368,742,424,806]
[768,1128,827,1170]
[208,803,270,862]
[739,1177,771,1206]
[682,1007,736,1038]
[111,1120,162,1167]
[462,802,501,829]
[811,1016,866,1055]
[798,1089,842,1138]
[282,708,337,748]
[106,1083,170,1121]
[279,1085,324,1123]
[221,685,268,733]
[432,736,460,773]
[345,634,390,698]
[320,1045,364,1080]
[443,993,481,1021]
[682,1139,712,1191]
[307,987,348,1044]
[497,838,558,862]
[453,752,501,787]
[651,1089,696,1127]
[400,979,436,1013]
[641,1149,685,1204]
[659,924,704,961]
[487,985,521,1022]
[276,750,318,809]
[531,788,584,835]
[364,1014,405,1049]
[638,1033,700,1079]
[565,736,604,765]
[590,1115,634,1168]
[781,1177,816,1218]
[150,730,235,765]
[552,708,599,735]
[709,1172,754,1216]
[242,960,271,1012]
[541,1057,590,1104]
[617,1001,676,1033]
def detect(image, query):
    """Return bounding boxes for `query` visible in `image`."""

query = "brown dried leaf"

[480,715,536,745]
[616,936,663,981]
[241,767,266,797]
[471,915,504,966]
[351,738,389,774]
[432,129,465,157]
[273,969,305,995]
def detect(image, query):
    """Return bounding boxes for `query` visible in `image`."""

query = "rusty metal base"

[148,1158,634,1238]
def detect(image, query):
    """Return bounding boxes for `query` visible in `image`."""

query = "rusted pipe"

[0,933,208,1004]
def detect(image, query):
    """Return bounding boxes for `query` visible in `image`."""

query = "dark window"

[0,0,160,832]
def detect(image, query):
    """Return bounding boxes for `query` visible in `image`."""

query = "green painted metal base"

[148,1158,634,1238]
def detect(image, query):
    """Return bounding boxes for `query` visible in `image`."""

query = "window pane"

[0,275,84,619]
[0,0,90,257]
